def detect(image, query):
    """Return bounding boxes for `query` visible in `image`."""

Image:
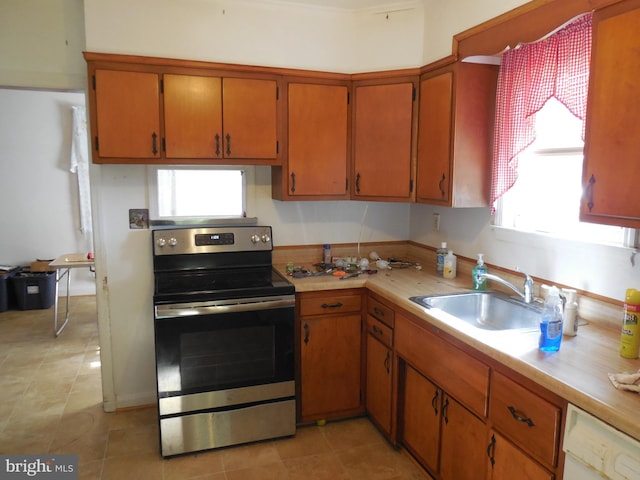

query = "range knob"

[251,234,261,244]
[157,238,167,248]
[168,237,178,247]
[261,234,271,243]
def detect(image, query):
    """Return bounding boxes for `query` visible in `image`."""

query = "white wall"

[0,0,86,90]
[0,88,95,296]
[84,0,424,73]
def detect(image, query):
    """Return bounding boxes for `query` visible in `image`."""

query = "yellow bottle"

[620,288,640,359]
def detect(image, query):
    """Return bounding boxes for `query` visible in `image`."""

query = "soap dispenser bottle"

[539,286,563,352]
[443,250,457,279]
[472,254,488,291]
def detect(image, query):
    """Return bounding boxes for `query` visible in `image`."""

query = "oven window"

[155,307,295,396]
[180,325,276,390]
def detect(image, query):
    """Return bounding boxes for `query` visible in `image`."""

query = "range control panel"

[153,226,273,255]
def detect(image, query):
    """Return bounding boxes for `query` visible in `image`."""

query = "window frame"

[148,165,254,225]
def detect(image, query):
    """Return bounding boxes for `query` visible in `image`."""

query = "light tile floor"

[0,296,427,479]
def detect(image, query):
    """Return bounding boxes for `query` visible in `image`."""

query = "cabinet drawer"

[367,315,393,348]
[299,293,362,317]
[367,296,395,328]
[395,314,489,418]
[490,371,561,467]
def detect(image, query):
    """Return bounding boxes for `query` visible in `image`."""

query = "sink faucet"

[476,271,535,303]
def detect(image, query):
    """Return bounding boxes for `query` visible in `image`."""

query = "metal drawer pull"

[321,302,343,309]
[372,325,384,336]
[384,351,391,374]
[508,406,535,427]
[487,434,496,467]
[442,397,450,424]
[431,390,439,415]
[373,307,385,318]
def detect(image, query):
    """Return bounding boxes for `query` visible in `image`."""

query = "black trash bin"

[0,268,18,312]
[11,270,56,310]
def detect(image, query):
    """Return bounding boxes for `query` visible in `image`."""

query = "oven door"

[154,295,295,416]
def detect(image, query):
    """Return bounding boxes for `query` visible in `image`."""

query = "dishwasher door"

[563,404,640,480]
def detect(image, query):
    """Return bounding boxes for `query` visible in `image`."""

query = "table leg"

[53,267,71,337]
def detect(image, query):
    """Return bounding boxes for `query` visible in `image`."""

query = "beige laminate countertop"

[279,263,640,443]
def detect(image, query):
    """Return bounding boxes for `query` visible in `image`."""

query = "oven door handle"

[155,295,295,319]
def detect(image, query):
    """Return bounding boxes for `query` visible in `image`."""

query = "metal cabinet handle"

[438,173,446,198]
[487,434,496,467]
[431,389,439,415]
[152,132,158,155]
[586,174,596,212]
[373,307,385,319]
[225,133,231,156]
[215,133,221,157]
[372,325,384,336]
[321,302,343,309]
[384,351,391,374]
[290,172,296,193]
[508,406,535,427]
[355,173,361,194]
[303,322,309,345]
[442,396,450,425]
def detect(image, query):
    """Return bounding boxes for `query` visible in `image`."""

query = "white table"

[49,253,95,337]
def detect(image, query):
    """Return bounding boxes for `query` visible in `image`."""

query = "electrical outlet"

[433,213,441,232]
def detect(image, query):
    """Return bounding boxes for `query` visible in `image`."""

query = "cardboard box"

[30,260,54,272]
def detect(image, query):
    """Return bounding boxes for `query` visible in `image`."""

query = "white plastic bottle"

[562,288,578,336]
[443,250,457,279]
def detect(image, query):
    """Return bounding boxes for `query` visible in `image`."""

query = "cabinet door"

[164,74,222,159]
[287,83,349,196]
[440,394,487,480]
[300,314,361,419]
[487,431,553,480]
[581,2,640,228]
[402,364,441,474]
[222,77,278,159]
[353,82,415,200]
[366,333,393,436]
[416,72,453,204]
[94,69,160,159]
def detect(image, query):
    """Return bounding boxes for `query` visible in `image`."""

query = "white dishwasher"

[563,404,640,479]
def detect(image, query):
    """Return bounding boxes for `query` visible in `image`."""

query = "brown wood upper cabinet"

[86,53,280,165]
[272,80,350,200]
[580,0,640,228]
[416,61,498,207]
[93,69,161,160]
[352,78,418,202]
[164,74,278,161]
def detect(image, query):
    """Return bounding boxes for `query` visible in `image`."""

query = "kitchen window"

[495,98,631,247]
[149,167,248,221]
[491,13,637,248]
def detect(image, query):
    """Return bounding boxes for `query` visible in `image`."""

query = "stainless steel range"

[152,225,296,457]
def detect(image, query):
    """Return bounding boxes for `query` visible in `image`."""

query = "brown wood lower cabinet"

[365,294,396,440]
[486,430,554,480]
[394,308,565,480]
[401,362,488,480]
[297,289,364,423]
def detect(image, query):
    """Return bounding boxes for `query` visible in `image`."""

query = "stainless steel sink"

[409,291,542,331]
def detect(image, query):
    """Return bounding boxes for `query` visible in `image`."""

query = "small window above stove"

[149,166,250,225]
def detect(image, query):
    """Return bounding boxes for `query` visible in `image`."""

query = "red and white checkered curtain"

[490,13,593,213]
